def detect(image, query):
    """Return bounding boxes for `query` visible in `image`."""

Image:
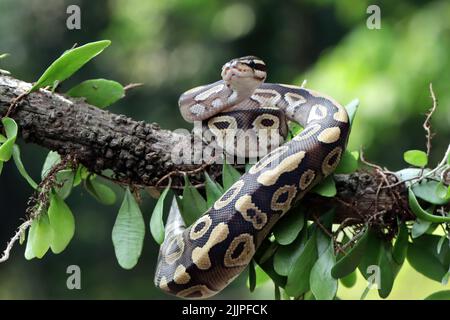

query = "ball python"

[154,56,350,299]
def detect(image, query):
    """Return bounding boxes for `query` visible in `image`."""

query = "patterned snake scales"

[154,56,350,299]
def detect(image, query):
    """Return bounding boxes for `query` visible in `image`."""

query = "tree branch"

[0,74,417,229]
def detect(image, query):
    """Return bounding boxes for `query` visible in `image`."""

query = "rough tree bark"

[0,74,414,229]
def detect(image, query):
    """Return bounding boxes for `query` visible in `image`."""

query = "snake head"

[221,56,267,94]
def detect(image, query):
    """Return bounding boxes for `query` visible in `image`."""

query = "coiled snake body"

[154,56,350,299]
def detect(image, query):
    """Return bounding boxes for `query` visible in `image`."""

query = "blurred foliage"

[0,0,449,299]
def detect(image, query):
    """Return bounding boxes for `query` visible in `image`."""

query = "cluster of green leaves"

[0,41,132,263]
[397,149,450,299]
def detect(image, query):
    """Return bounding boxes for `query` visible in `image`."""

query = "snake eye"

[247,60,256,69]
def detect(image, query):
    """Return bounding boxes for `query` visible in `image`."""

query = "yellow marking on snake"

[195,84,224,101]
[214,180,245,210]
[257,151,306,186]
[249,146,289,174]
[177,285,216,299]
[224,233,255,267]
[191,223,229,270]
[235,195,268,230]
[307,104,328,123]
[189,215,213,240]
[333,104,349,123]
[322,147,343,175]
[271,185,297,213]
[164,234,185,265]
[317,127,341,144]
[173,265,191,285]
[299,169,316,190]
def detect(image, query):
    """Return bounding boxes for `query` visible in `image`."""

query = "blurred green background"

[0,0,449,299]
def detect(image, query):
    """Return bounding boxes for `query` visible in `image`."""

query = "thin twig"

[0,220,32,263]
[424,83,437,157]
[124,83,144,92]
[4,91,28,118]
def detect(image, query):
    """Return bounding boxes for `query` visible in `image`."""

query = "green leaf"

[310,239,337,300]
[407,234,450,282]
[408,188,450,223]
[179,175,208,226]
[66,79,125,108]
[404,150,428,167]
[331,227,369,278]
[112,188,145,269]
[11,145,38,189]
[48,192,75,254]
[311,176,336,197]
[0,161,3,175]
[335,150,359,174]
[377,243,398,298]
[437,235,446,255]
[30,40,111,92]
[0,133,6,142]
[345,99,359,125]
[85,177,116,205]
[412,181,448,205]
[0,117,18,161]
[435,182,450,201]
[24,223,36,260]
[26,214,52,259]
[253,264,271,288]
[222,160,241,190]
[395,168,423,182]
[392,222,409,264]
[273,206,305,245]
[424,290,450,300]
[150,186,170,245]
[358,230,398,298]
[258,254,287,288]
[204,172,224,207]
[41,151,61,179]
[73,165,89,186]
[339,270,357,288]
[55,169,75,199]
[285,232,318,297]
[274,228,308,276]
[411,218,432,239]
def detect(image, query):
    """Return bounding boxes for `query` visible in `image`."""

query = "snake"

[154,56,350,299]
